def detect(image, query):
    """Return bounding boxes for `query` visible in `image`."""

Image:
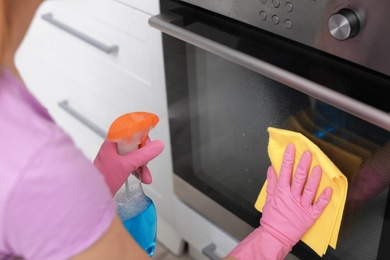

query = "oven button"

[328,9,360,40]
[272,0,280,8]
[272,15,280,24]
[285,2,293,12]
[285,19,293,29]
[259,11,267,20]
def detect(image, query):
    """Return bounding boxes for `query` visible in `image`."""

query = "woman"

[0,1,332,259]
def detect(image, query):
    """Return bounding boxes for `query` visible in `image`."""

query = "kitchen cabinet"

[113,0,160,15]
[15,0,184,255]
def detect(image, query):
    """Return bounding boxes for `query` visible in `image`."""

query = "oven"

[150,0,390,259]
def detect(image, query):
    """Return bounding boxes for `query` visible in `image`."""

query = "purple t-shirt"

[0,69,116,259]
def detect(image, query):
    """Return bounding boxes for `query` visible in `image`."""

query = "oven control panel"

[180,0,366,44]
[180,0,390,76]
[257,0,295,30]
[256,0,361,40]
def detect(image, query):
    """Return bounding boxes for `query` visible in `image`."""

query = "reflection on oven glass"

[187,44,310,208]
[283,102,390,259]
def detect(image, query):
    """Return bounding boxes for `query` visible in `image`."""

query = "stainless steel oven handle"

[149,12,390,132]
[42,13,119,54]
[58,100,107,139]
[202,243,221,260]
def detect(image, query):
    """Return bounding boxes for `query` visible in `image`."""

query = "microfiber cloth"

[255,127,348,256]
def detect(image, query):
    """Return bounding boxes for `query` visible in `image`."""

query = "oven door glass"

[155,3,390,259]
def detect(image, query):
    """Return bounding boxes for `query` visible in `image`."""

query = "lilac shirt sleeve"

[3,130,117,260]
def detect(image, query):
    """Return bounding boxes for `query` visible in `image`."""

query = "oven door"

[150,3,390,259]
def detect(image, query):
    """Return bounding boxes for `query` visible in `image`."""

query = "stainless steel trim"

[58,100,107,139]
[202,244,221,260]
[149,12,390,132]
[173,175,254,241]
[42,13,119,54]
[179,0,390,77]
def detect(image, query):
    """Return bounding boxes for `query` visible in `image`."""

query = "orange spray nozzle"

[107,112,159,155]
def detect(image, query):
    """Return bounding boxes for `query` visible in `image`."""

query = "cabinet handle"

[202,243,221,260]
[58,100,107,139]
[42,13,119,54]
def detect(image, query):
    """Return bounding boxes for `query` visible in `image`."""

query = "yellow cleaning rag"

[255,127,348,256]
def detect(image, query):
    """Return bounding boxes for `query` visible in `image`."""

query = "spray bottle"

[107,112,159,256]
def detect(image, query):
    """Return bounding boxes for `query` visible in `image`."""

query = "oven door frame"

[150,4,390,259]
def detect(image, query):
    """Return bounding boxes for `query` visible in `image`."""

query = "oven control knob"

[328,9,360,40]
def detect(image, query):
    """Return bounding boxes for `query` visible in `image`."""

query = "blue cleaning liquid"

[115,184,157,257]
[122,198,157,256]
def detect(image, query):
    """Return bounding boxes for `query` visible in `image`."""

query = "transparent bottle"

[107,112,159,256]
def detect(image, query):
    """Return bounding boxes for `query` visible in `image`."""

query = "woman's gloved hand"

[93,138,164,196]
[260,143,332,247]
[227,144,332,260]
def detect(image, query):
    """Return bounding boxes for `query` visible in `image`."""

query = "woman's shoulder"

[0,73,63,224]
[0,68,67,184]
[0,70,115,259]
[0,122,115,259]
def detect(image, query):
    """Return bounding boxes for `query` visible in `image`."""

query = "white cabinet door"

[17,0,162,155]
[112,0,160,15]
[16,0,185,255]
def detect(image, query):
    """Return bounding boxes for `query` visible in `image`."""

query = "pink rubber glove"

[93,138,164,196]
[228,144,332,260]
